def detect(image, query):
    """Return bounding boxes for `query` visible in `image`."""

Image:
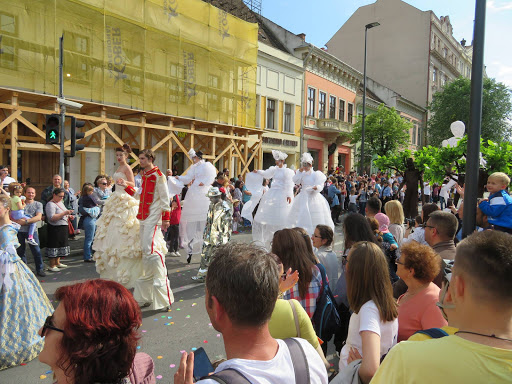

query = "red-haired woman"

[38,279,154,384]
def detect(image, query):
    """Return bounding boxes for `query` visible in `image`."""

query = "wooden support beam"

[214,143,233,164]
[167,121,174,170]
[103,125,139,162]
[212,127,216,163]
[227,128,233,173]
[80,151,86,187]
[231,139,246,167]
[10,93,18,179]
[100,108,106,174]
[190,122,195,151]
[0,110,21,133]
[241,141,261,175]
[17,115,46,140]
[140,114,146,150]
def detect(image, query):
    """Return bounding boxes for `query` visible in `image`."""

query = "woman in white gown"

[93,144,167,288]
[288,152,334,236]
[252,150,295,250]
[174,149,217,263]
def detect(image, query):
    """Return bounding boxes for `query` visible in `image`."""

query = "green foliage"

[350,103,412,169]
[374,151,412,177]
[427,77,512,146]
[481,140,512,175]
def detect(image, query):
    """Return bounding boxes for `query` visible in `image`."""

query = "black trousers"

[166,224,180,252]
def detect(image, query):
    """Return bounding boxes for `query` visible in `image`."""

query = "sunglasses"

[100,182,108,185]
[41,315,64,337]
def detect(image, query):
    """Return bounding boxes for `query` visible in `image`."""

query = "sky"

[258,0,512,89]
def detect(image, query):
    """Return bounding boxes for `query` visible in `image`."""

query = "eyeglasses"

[395,259,405,265]
[56,194,65,198]
[100,182,108,185]
[41,315,64,337]
[423,224,436,230]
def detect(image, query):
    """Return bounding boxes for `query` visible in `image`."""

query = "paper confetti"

[203,340,208,343]
[170,322,175,325]
[161,315,166,318]
[154,319,158,321]
[176,308,181,311]
[157,356,163,359]
[185,315,191,319]
[191,303,197,306]
[180,350,186,353]
[167,316,172,319]
[39,375,46,379]
[156,375,163,380]
[45,370,52,374]
[141,330,147,333]
[170,364,176,368]
[165,323,170,325]
[179,299,183,302]
[137,346,141,350]
[191,347,197,351]
[216,334,221,338]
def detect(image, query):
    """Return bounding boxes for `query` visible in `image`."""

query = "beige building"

[326,0,473,113]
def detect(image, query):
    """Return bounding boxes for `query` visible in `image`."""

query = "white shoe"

[172,252,180,257]
[26,238,38,246]
[49,266,60,272]
[56,263,68,268]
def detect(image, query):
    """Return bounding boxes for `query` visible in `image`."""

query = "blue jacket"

[328,184,341,207]
[479,190,512,229]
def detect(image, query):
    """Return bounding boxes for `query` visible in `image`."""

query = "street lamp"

[360,21,380,175]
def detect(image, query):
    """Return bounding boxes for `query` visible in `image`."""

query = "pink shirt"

[397,282,448,342]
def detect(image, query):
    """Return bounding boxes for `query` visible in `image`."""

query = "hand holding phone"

[192,347,214,381]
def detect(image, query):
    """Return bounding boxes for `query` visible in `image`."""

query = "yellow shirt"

[371,335,512,384]
[268,299,319,349]
[10,195,21,211]
[407,326,458,341]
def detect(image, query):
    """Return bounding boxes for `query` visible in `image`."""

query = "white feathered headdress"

[188,148,196,158]
[272,150,288,161]
[301,152,314,166]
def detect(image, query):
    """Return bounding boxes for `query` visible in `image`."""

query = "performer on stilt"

[288,152,334,236]
[172,149,216,264]
[252,150,295,250]
[191,187,232,282]
[118,149,174,311]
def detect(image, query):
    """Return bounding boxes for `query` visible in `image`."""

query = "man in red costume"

[118,149,174,310]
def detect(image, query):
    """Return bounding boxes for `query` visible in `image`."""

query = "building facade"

[326,0,473,117]
[256,43,303,170]
[298,47,362,173]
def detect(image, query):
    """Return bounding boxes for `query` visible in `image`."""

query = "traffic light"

[69,117,86,157]
[45,114,60,144]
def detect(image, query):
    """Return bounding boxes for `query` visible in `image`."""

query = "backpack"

[312,263,342,343]
[206,338,310,384]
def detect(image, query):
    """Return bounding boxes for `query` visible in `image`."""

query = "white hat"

[188,148,196,158]
[272,150,288,161]
[206,187,221,197]
[301,152,314,165]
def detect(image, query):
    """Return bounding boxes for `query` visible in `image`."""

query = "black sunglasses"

[41,315,65,337]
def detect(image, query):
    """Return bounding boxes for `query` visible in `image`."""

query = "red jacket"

[169,195,181,225]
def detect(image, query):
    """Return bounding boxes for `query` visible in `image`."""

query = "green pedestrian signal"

[45,114,60,144]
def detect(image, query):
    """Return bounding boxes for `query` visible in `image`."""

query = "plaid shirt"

[283,265,324,318]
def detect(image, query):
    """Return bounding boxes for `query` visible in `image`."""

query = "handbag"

[289,300,301,338]
[68,217,75,236]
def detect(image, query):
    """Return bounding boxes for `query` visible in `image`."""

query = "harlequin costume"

[125,166,174,310]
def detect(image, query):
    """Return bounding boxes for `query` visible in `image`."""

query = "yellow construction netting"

[0,0,258,128]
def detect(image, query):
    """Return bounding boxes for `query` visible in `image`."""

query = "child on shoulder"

[9,183,37,246]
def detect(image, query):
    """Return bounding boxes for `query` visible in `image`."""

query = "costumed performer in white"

[288,152,334,236]
[173,148,217,264]
[93,144,144,288]
[118,149,174,310]
[240,172,264,224]
[252,150,295,250]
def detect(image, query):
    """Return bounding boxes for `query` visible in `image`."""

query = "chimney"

[297,33,306,41]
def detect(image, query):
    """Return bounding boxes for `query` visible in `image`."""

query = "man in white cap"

[191,186,233,282]
[173,148,217,263]
[251,150,295,250]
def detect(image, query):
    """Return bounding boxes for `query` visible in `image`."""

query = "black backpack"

[312,263,342,342]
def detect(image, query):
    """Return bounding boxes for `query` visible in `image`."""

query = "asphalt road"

[0,224,345,384]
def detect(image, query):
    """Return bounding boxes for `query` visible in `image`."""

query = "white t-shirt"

[349,195,357,204]
[424,182,431,195]
[198,338,328,384]
[339,300,398,370]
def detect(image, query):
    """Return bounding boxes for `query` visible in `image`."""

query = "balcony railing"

[317,118,353,134]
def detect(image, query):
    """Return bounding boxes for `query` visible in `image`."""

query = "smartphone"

[192,347,214,381]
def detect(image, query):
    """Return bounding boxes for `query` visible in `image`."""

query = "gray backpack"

[206,338,310,384]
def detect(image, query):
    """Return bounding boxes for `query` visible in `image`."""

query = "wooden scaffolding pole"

[10,93,18,179]
[100,108,106,175]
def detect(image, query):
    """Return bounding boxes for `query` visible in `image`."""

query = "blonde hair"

[385,200,405,225]
[488,172,510,187]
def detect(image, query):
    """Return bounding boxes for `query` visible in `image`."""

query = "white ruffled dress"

[177,160,217,254]
[93,172,147,288]
[252,165,295,250]
[288,169,334,236]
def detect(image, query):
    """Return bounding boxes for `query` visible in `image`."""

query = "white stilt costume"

[288,152,334,235]
[175,149,217,256]
[125,166,174,310]
[252,150,295,250]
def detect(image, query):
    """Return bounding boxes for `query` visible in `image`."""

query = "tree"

[350,103,412,170]
[427,77,512,147]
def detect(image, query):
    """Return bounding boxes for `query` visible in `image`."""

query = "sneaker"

[171,252,180,257]
[191,275,205,282]
[36,270,47,277]
[49,266,60,272]
[83,259,94,263]
[26,238,38,246]
[56,263,68,269]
